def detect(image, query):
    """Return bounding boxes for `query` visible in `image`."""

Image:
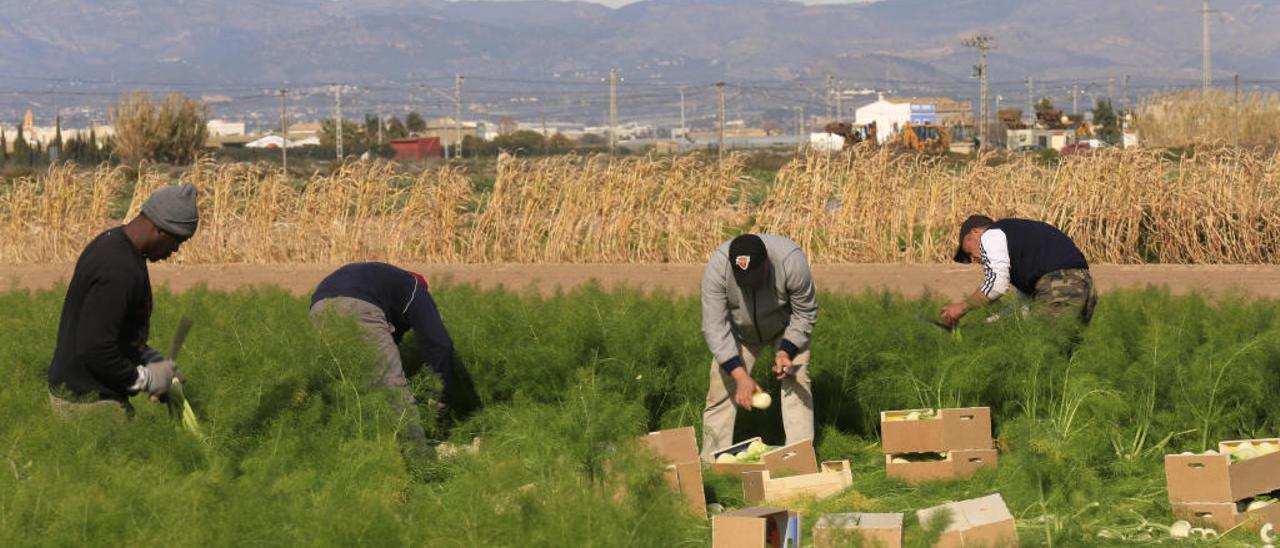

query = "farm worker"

[700,233,818,462]
[47,184,199,417]
[309,262,455,454]
[941,215,1097,327]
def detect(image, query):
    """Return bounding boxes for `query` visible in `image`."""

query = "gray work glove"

[142,360,186,400]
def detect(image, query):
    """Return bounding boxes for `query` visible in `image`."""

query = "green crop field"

[2,284,1278,546]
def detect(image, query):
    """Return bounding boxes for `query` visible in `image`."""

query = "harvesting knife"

[165,318,204,438]
[914,314,954,332]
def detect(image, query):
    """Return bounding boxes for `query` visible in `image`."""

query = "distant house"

[1006,128,1078,152]
[207,120,246,137]
[855,95,974,144]
[389,137,442,161]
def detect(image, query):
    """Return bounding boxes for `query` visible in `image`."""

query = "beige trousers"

[700,338,814,462]
[310,296,429,453]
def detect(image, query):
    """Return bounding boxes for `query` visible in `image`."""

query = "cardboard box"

[813,512,904,548]
[639,427,707,519]
[1171,500,1280,531]
[880,407,993,454]
[712,507,801,548]
[710,437,819,477]
[916,493,1019,548]
[885,449,998,485]
[1164,438,1280,504]
[742,460,853,505]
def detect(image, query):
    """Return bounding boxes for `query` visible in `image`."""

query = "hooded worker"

[309,262,456,456]
[48,183,199,417]
[941,215,1097,327]
[699,233,818,462]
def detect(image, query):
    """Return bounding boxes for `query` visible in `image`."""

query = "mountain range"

[0,0,1275,123]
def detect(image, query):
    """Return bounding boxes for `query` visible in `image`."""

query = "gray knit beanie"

[140,183,199,240]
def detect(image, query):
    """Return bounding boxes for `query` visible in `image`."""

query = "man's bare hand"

[940,302,968,327]
[731,369,760,410]
[773,351,794,380]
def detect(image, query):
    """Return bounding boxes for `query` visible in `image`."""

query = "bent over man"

[309,262,455,454]
[48,184,200,417]
[700,233,818,462]
[942,215,1097,327]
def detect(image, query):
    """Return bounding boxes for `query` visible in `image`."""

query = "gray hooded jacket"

[701,234,818,372]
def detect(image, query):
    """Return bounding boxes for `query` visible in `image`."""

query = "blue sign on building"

[910,103,937,125]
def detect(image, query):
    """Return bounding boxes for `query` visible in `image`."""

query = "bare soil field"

[3,263,1279,298]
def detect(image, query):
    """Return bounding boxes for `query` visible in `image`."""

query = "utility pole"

[1122,73,1131,112]
[964,34,994,148]
[836,80,843,122]
[678,86,686,138]
[334,85,344,160]
[1202,0,1212,94]
[826,74,834,120]
[279,88,288,172]
[1024,77,1034,126]
[455,74,464,160]
[608,67,618,155]
[716,81,726,161]
[1234,73,1241,146]
[1072,83,1079,115]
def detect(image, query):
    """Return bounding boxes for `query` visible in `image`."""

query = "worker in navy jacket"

[941,215,1097,327]
[310,262,455,453]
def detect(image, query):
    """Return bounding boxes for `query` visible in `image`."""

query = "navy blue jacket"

[312,262,455,398]
[990,218,1089,295]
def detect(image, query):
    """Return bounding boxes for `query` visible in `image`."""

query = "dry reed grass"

[1134,89,1280,149]
[1,148,1278,264]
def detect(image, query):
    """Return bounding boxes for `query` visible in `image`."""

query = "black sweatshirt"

[311,262,455,397]
[48,228,153,401]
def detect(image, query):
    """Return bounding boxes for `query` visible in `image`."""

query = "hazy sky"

[463,0,875,6]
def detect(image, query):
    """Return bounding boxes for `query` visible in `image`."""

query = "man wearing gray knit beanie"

[47,183,200,416]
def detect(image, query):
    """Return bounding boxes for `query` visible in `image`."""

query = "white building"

[207,119,247,137]
[809,132,844,152]
[855,96,974,144]
[854,98,912,144]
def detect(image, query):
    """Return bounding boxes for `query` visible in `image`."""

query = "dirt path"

[3,263,1278,298]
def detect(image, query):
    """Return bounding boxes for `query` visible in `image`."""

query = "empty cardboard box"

[885,449,998,485]
[880,407,993,455]
[639,427,707,519]
[916,493,1019,548]
[1171,500,1280,531]
[742,460,853,505]
[712,507,801,548]
[1165,438,1280,504]
[710,437,819,477]
[813,512,904,548]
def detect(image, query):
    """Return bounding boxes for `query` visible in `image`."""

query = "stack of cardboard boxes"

[711,507,801,548]
[1165,438,1280,531]
[742,460,853,505]
[709,437,818,477]
[638,427,708,519]
[813,512,904,548]
[916,494,1019,547]
[881,407,997,484]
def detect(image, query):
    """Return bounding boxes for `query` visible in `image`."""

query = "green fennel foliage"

[1,284,1278,546]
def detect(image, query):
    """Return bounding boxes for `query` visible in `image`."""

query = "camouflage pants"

[48,389,133,419]
[1032,268,1098,324]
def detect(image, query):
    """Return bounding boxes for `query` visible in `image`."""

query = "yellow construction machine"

[893,122,952,153]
